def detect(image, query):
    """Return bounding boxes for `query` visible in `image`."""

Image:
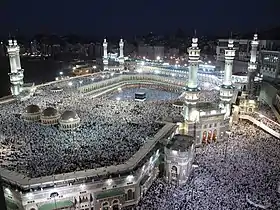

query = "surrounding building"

[216,38,269,62]
[138,45,164,60]
[259,50,280,80]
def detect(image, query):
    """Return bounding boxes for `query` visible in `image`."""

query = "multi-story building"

[87,43,95,58]
[259,50,280,80]
[165,48,180,58]
[95,43,103,58]
[138,45,164,60]
[124,42,136,57]
[30,40,39,56]
[217,38,280,62]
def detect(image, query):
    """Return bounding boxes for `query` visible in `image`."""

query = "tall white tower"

[182,37,200,122]
[103,39,108,70]
[7,40,22,96]
[247,34,259,99]
[220,39,235,118]
[119,38,124,65]
[13,40,24,85]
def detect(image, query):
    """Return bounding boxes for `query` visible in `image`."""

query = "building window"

[102,202,109,210]
[171,166,178,180]
[127,189,134,201]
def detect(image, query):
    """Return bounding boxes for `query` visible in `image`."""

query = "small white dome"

[60,110,79,121]
[25,105,40,114]
[42,107,58,117]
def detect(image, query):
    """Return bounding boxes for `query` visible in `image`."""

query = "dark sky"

[0,0,278,37]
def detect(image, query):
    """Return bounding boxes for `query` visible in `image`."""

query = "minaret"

[220,38,236,118]
[13,40,24,85]
[7,40,21,96]
[182,36,200,122]
[103,39,108,70]
[247,34,259,99]
[119,38,124,65]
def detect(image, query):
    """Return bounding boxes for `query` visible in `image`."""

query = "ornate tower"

[13,40,24,85]
[220,39,235,118]
[247,34,259,99]
[7,40,22,96]
[119,38,124,65]
[103,39,108,70]
[182,37,200,122]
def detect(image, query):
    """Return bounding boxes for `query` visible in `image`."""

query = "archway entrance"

[202,131,207,144]
[171,166,178,185]
[102,201,109,210]
[212,129,217,142]
[112,200,120,210]
[207,130,212,143]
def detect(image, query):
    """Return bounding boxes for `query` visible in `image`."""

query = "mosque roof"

[233,72,247,76]
[60,110,79,121]
[51,86,63,91]
[173,101,184,107]
[197,102,219,111]
[24,104,40,114]
[42,107,58,117]
[166,134,194,152]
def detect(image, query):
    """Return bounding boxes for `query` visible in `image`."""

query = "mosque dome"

[42,107,58,117]
[59,110,80,130]
[23,105,41,122]
[60,110,79,121]
[24,105,40,114]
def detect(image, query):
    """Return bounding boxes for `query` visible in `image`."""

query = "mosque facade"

[1,34,262,210]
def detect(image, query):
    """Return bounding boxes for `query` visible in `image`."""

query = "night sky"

[0,0,278,36]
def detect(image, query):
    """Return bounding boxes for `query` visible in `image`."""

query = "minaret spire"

[119,38,124,65]
[219,37,236,118]
[182,35,200,122]
[247,33,259,99]
[103,38,108,71]
[7,38,23,96]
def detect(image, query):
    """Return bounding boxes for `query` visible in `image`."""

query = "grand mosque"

[0,33,263,210]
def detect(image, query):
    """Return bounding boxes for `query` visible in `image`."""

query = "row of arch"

[101,199,120,210]
[100,189,134,210]
[202,129,217,144]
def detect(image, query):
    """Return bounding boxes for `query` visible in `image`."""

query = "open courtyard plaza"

[109,87,219,103]
[0,74,221,178]
[134,120,280,210]
[0,86,180,178]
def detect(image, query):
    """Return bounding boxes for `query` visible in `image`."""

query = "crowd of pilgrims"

[133,121,280,210]
[247,101,280,133]
[0,72,222,178]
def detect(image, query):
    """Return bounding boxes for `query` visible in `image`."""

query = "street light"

[59,71,63,75]
[156,56,160,61]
